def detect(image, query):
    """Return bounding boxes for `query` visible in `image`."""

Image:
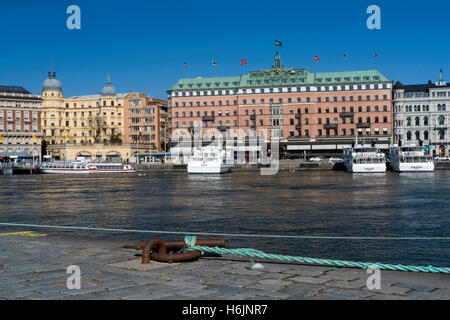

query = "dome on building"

[43,70,62,92]
[101,75,117,96]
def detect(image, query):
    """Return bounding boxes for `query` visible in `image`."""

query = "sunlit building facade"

[167,53,393,158]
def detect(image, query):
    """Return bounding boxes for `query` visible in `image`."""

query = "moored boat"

[187,145,233,174]
[343,144,386,173]
[388,144,434,172]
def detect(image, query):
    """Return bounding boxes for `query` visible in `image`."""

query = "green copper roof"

[169,54,390,92]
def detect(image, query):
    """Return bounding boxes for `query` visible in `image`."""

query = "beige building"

[41,68,166,162]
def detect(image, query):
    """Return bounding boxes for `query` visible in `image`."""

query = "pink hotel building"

[167,53,393,157]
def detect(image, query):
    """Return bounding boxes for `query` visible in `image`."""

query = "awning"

[0,152,33,158]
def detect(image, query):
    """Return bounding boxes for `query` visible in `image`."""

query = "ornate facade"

[393,76,450,157]
[41,68,167,161]
[0,85,42,161]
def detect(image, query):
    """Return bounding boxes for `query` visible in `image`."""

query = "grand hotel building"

[168,53,393,158]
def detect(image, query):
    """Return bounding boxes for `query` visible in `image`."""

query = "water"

[0,171,449,266]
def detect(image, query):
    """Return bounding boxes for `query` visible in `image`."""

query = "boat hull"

[345,163,386,173]
[392,162,434,172]
[187,162,231,174]
[40,168,96,174]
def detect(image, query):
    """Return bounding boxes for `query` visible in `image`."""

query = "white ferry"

[187,145,233,174]
[91,163,136,173]
[388,144,434,172]
[343,145,386,173]
[40,159,135,174]
[39,160,96,174]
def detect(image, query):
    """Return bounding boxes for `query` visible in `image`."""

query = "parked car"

[309,157,325,162]
[328,157,343,163]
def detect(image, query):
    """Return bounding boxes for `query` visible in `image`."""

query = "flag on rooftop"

[343,54,347,59]
[374,52,378,58]
[184,62,189,69]
[240,59,248,65]
[212,60,218,67]
[314,56,320,62]
[275,40,282,46]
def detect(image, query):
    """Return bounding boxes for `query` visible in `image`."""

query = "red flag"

[314,56,320,62]
[374,53,378,58]
[240,59,247,65]
[184,62,189,69]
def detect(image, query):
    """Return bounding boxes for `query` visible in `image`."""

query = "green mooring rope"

[184,236,450,274]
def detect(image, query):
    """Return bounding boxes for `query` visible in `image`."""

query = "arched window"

[424,131,429,140]
[438,115,445,125]
[407,117,411,126]
[407,131,412,141]
[439,130,445,140]
[415,131,420,140]
[415,116,420,126]
[424,116,429,126]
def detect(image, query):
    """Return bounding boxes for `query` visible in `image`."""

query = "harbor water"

[0,171,449,267]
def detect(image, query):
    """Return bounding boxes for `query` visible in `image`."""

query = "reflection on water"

[0,171,449,266]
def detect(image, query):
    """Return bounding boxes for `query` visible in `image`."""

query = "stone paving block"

[280,283,322,298]
[310,287,374,300]
[320,268,364,281]
[325,279,366,290]
[245,279,293,292]
[289,276,331,285]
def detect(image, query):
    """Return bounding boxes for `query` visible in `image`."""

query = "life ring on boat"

[363,153,369,158]
[411,152,415,156]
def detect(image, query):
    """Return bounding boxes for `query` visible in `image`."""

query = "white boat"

[88,162,136,173]
[388,144,434,172]
[187,145,233,174]
[40,159,135,174]
[39,160,97,174]
[343,145,386,173]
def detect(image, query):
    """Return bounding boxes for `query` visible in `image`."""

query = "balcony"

[295,123,302,129]
[339,112,354,117]
[295,113,302,119]
[250,114,257,120]
[324,123,338,129]
[218,126,230,131]
[356,123,371,128]
[202,115,215,121]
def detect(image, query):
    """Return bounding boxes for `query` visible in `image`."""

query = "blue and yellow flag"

[33,133,37,143]
[0,134,3,144]
[275,40,282,46]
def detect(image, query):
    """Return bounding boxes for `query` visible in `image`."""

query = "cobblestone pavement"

[0,234,449,300]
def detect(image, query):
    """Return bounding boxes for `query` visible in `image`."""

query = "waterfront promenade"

[0,233,448,300]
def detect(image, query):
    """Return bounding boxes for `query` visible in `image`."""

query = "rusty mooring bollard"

[125,238,226,264]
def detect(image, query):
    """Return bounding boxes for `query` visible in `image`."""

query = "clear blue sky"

[0,0,449,99]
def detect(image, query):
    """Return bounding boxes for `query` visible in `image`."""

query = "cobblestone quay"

[0,234,448,300]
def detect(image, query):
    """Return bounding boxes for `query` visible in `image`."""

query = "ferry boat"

[90,162,136,173]
[343,144,386,173]
[388,144,434,172]
[39,160,97,174]
[187,145,233,174]
[40,160,135,174]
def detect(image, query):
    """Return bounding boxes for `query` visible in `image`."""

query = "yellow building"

[41,68,150,161]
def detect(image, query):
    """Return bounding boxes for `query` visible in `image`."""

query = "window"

[438,115,445,125]
[407,131,412,141]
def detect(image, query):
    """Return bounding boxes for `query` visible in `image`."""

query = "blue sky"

[0,0,449,99]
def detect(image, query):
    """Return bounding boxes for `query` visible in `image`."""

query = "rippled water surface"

[0,171,449,266]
